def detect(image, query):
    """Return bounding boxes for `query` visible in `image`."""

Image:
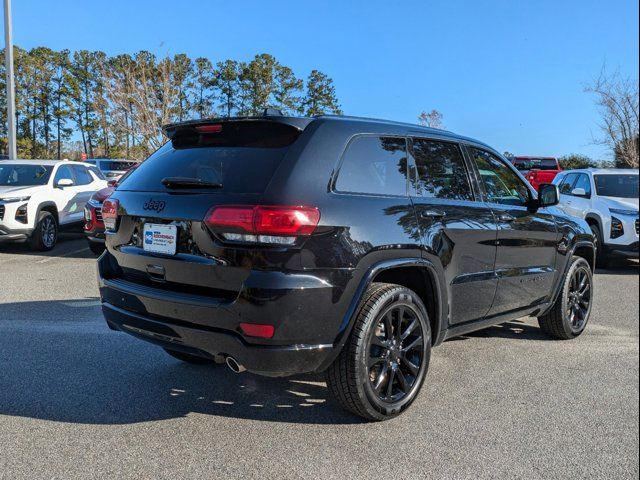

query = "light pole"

[3,0,17,159]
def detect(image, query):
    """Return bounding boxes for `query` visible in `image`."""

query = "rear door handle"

[420,209,446,219]
[498,212,516,222]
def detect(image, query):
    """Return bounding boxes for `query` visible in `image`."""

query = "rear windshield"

[118,121,301,193]
[0,164,53,186]
[594,174,639,199]
[513,158,558,171]
[99,160,138,171]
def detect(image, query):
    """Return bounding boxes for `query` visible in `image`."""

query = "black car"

[98,113,595,421]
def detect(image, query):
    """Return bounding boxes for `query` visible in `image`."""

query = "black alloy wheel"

[366,304,425,403]
[326,283,431,421]
[566,263,592,334]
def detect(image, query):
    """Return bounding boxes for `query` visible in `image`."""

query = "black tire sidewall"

[354,287,431,419]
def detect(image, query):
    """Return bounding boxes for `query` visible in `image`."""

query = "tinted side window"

[411,139,473,201]
[54,165,75,184]
[335,136,408,196]
[471,148,530,206]
[88,166,106,180]
[572,174,591,196]
[559,173,579,194]
[71,166,92,185]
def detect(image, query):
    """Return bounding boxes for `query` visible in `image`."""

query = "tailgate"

[104,191,262,299]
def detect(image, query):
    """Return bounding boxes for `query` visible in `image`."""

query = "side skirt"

[443,303,551,340]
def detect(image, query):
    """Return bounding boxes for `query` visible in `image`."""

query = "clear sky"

[9,0,639,160]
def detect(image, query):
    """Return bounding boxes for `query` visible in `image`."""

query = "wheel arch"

[584,212,603,231]
[540,241,596,317]
[35,201,59,225]
[317,258,446,372]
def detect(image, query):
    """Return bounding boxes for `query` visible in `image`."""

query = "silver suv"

[85,159,139,181]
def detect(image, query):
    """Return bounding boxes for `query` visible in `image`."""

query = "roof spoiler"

[163,111,312,139]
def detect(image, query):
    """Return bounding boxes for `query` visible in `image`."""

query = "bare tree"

[586,69,639,168]
[105,52,179,157]
[418,109,444,129]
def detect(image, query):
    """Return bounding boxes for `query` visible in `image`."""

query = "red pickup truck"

[510,156,562,190]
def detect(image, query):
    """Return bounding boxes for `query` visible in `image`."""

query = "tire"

[589,223,609,268]
[163,348,215,365]
[538,256,593,340]
[88,241,105,255]
[326,282,432,421]
[28,211,58,251]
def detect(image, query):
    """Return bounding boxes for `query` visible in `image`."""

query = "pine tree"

[213,59,241,117]
[303,70,342,116]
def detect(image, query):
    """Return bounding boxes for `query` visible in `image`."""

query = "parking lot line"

[36,246,90,264]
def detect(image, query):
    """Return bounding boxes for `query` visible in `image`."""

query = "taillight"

[240,322,275,339]
[204,205,320,245]
[102,198,119,231]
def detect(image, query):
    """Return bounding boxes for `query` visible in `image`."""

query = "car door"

[563,173,592,218]
[557,173,579,215]
[70,164,100,210]
[468,147,559,317]
[409,137,498,325]
[51,164,82,225]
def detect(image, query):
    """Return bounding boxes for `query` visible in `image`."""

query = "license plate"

[143,223,178,255]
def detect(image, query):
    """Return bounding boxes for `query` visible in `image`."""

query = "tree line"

[0,47,342,160]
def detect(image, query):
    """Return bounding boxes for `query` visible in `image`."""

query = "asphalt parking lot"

[0,236,638,479]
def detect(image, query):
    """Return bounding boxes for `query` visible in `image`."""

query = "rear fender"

[316,257,446,372]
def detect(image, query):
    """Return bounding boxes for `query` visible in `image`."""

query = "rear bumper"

[97,251,342,376]
[102,302,333,376]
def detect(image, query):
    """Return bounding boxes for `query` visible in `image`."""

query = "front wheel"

[538,256,593,340]
[28,211,58,251]
[326,283,431,421]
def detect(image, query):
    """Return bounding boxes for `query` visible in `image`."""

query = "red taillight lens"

[204,205,320,242]
[207,206,254,232]
[240,322,275,339]
[254,206,320,235]
[102,198,119,231]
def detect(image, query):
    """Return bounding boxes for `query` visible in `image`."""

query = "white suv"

[553,168,639,266]
[0,160,108,250]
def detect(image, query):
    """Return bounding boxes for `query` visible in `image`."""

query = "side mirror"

[56,178,74,188]
[107,179,118,187]
[538,183,560,208]
[571,187,588,198]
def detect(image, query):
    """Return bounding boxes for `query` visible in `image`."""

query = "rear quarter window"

[334,136,408,196]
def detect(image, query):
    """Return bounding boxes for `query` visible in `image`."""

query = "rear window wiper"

[161,177,223,189]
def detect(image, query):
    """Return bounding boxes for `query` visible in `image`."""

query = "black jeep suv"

[98,114,595,421]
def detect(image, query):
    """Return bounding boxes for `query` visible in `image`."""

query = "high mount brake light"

[204,205,320,244]
[195,124,223,133]
[102,198,119,231]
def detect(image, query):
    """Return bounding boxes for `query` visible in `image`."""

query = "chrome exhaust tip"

[225,356,246,373]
